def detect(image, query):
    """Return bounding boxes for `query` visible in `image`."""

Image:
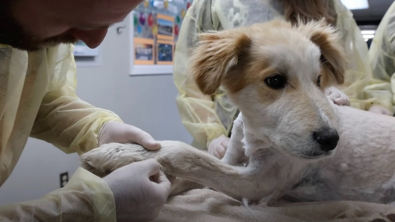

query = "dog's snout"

[313,129,339,152]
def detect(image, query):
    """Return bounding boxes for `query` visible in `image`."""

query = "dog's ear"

[298,19,346,86]
[190,30,251,95]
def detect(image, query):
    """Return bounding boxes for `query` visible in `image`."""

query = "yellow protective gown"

[174,0,378,149]
[0,43,121,221]
[365,1,395,113]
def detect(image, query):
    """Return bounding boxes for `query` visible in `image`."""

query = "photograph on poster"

[136,44,153,60]
[157,14,174,40]
[157,40,173,64]
[158,19,173,36]
[134,38,155,65]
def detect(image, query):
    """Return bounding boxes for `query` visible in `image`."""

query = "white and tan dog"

[81,20,395,205]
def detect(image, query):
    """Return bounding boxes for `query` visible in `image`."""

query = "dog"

[81,19,395,205]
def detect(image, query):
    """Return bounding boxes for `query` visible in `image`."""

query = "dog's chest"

[287,163,395,203]
[286,168,339,202]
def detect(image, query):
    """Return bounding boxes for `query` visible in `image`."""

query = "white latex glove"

[208,135,230,159]
[99,121,161,150]
[368,105,393,116]
[325,86,350,106]
[103,159,171,222]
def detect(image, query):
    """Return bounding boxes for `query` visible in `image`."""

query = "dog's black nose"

[313,128,339,152]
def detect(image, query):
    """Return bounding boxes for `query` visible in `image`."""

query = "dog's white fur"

[80,20,395,205]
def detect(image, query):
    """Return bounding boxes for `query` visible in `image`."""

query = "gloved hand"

[99,121,161,150]
[103,159,171,222]
[368,105,393,116]
[325,86,350,106]
[208,135,230,159]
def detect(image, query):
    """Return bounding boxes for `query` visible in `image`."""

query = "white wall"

[0,20,192,205]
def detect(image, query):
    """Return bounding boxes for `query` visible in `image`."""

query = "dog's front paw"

[81,143,149,177]
[325,86,350,106]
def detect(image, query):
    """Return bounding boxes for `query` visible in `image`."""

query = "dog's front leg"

[80,142,204,196]
[81,142,262,200]
[156,142,308,202]
[222,113,248,166]
[81,141,302,202]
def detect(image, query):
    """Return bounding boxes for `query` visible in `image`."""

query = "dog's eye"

[317,75,322,87]
[265,75,286,89]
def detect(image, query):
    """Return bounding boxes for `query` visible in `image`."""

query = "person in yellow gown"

[366,1,395,116]
[0,0,171,221]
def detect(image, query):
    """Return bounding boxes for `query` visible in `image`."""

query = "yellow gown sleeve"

[0,168,116,222]
[5,44,119,221]
[364,1,395,113]
[174,0,237,149]
[30,44,122,154]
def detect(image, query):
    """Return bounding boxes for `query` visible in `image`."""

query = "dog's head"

[191,20,345,159]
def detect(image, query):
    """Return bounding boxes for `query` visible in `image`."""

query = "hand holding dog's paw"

[208,135,230,159]
[99,121,161,150]
[103,159,171,222]
[325,87,350,106]
[368,105,393,116]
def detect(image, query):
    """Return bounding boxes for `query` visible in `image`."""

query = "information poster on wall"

[131,0,193,73]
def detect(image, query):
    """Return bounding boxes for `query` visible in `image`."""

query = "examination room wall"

[0,22,193,205]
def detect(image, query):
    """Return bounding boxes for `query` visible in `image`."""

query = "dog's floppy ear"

[298,19,346,85]
[190,29,251,95]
